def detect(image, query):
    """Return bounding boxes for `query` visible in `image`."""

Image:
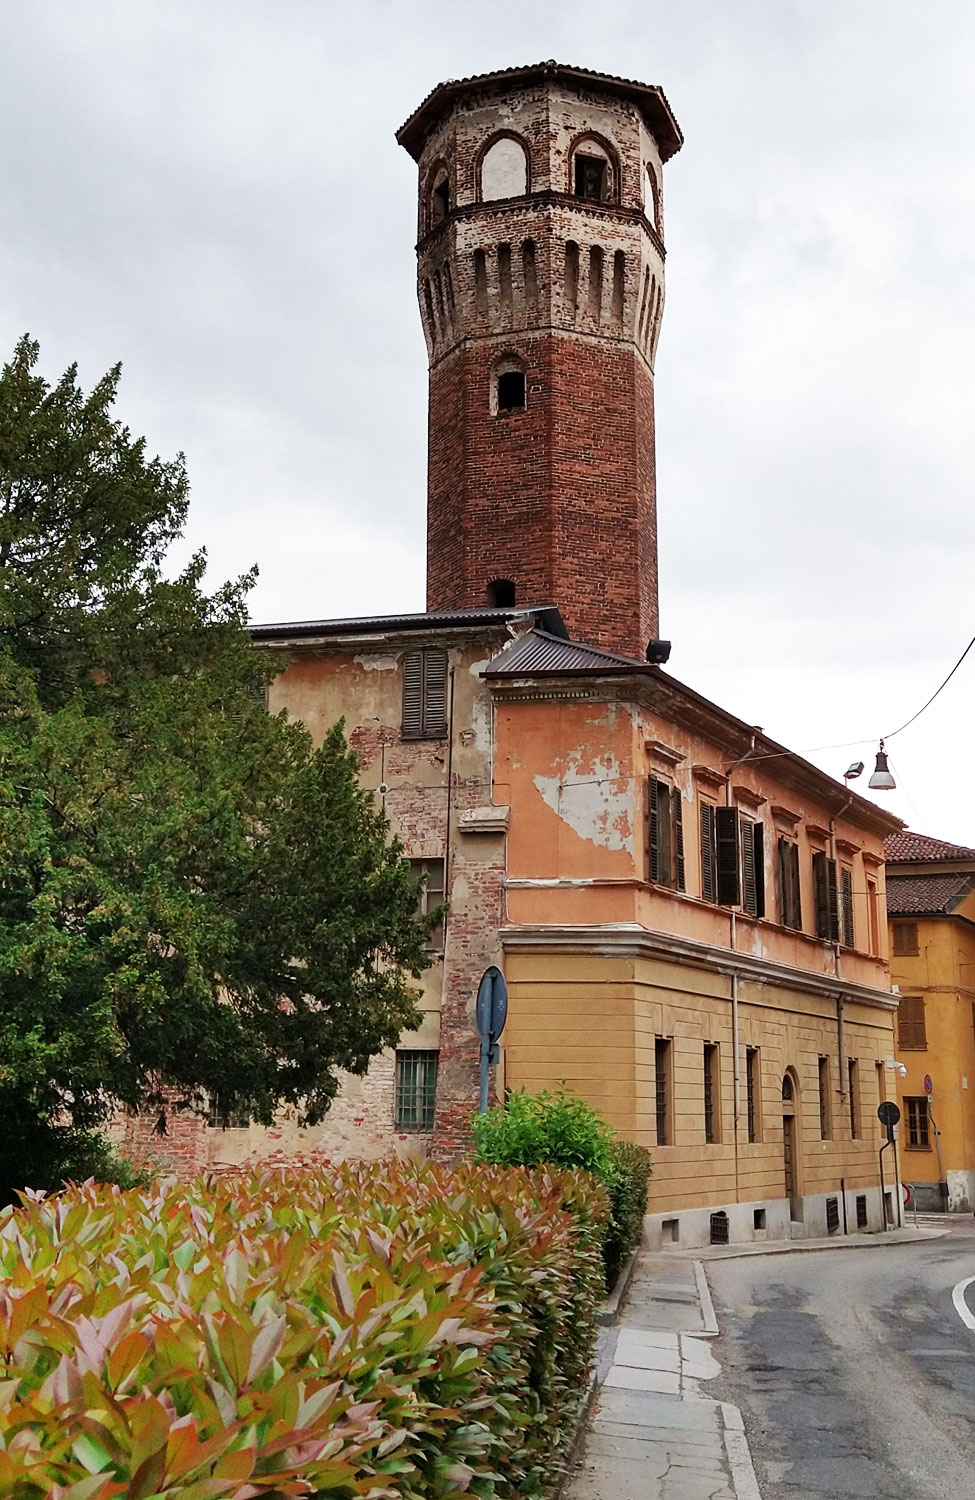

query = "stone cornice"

[501,922,899,1012]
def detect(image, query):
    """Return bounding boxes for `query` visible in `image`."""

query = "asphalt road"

[706,1218,975,1499]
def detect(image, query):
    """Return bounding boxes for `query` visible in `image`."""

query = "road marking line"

[952,1275,975,1333]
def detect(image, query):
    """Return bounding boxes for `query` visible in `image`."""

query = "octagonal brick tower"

[397,61,682,657]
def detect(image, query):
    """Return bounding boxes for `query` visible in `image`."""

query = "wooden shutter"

[673,792,685,891]
[700,802,717,903]
[813,853,840,941]
[841,866,854,947]
[715,806,740,906]
[753,822,766,918]
[897,994,926,1050]
[648,777,660,883]
[741,817,757,915]
[892,922,919,957]
[422,649,448,736]
[402,651,423,737]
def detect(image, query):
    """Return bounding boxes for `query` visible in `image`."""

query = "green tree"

[0,336,431,1196]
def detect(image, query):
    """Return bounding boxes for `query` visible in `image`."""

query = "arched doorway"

[782,1070,802,1222]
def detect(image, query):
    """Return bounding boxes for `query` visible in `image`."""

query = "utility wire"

[884,631,975,741]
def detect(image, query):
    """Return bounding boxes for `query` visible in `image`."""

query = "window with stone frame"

[648,777,685,891]
[654,1036,673,1146]
[818,1055,832,1140]
[402,648,448,739]
[745,1046,761,1143]
[703,1042,720,1144]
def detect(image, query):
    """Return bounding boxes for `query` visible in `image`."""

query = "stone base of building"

[904,1171,975,1213]
[643,1185,892,1250]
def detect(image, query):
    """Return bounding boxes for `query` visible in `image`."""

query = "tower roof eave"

[396,60,683,163]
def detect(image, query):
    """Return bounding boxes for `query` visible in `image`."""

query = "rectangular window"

[777,838,802,930]
[395,1050,439,1130]
[876,1058,886,1111]
[402,648,448,739]
[818,1056,832,1140]
[841,866,855,948]
[892,922,919,957]
[704,1043,720,1144]
[409,857,446,951]
[655,1036,672,1146]
[813,852,840,942]
[575,154,607,200]
[848,1058,860,1139]
[745,1046,760,1143]
[905,1095,930,1150]
[206,1097,250,1130]
[648,778,685,891]
[866,876,880,954]
[897,993,927,1051]
[699,805,764,916]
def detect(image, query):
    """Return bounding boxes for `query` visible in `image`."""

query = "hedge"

[0,1161,608,1499]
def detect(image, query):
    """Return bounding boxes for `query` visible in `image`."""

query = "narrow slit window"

[431,178,449,222]
[704,1043,720,1144]
[655,1037,672,1146]
[497,370,526,411]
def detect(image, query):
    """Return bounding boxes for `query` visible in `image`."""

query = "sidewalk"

[565,1225,942,1500]
[565,1255,759,1500]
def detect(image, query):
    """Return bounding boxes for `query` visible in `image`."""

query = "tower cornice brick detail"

[399,63,682,658]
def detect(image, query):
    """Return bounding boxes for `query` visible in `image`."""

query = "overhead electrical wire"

[883,630,975,741]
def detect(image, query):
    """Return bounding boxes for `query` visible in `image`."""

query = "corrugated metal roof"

[886,873,974,917]
[884,831,975,863]
[396,61,683,163]
[483,629,651,676]
[251,605,567,642]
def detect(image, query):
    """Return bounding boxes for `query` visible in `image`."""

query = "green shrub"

[603,1138,653,1288]
[0,1161,608,1499]
[472,1086,651,1292]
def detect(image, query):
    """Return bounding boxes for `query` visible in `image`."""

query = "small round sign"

[878,1101,901,1128]
[924,1075,933,1095]
[903,1183,912,1207]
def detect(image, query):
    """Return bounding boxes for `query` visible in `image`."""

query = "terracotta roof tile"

[884,831,975,863]
[885,873,974,916]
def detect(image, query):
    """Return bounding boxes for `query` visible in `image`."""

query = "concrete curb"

[691,1226,947,1262]
[693,1257,719,1335]
[721,1403,763,1500]
[598,1247,639,1326]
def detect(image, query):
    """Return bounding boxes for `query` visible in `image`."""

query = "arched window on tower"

[480,135,528,201]
[496,370,526,412]
[570,138,616,203]
[486,578,517,607]
[430,172,450,225]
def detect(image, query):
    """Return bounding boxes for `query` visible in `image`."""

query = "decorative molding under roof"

[692,763,727,789]
[862,850,884,869]
[770,804,801,829]
[732,785,767,810]
[835,838,861,858]
[805,823,831,844]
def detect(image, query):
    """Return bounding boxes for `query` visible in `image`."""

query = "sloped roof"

[884,831,975,863]
[483,629,651,677]
[396,61,683,163]
[886,873,974,917]
[251,605,568,643]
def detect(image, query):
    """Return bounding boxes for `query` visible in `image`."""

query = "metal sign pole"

[475,965,508,1116]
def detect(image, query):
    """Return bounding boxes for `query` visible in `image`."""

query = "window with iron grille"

[648,778,685,891]
[826,1197,840,1233]
[897,994,927,1051]
[402,649,448,739]
[206,1097,251,1130]
[841,865,855,947]
[395,1050,439,1131]
[813,852,840,942]
[704,1043,720,1144]
[818,1056,832,1140]
[409,858,446,952]
[745,1046,760,1143]
[655,1037,672,1146]
[856,1194,868,1228]
[848,1058,860,1138]
[893,922,919,957]
[777,838,802,930]
[905,1095,930,1149]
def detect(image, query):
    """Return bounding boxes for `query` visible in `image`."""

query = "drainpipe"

[830,796,854,1101]
[732,970,741,1205]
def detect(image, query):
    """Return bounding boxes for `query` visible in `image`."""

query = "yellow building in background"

[886,832,975,1211]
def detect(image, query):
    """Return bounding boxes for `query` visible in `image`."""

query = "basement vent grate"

[856,1194,868,1229]
[710,1211,730,1245]
[826,1196,840,1234]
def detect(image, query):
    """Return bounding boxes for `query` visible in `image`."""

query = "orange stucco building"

[886,833,975,1212]
[126,63,907,1247]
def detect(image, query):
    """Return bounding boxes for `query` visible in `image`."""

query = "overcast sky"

[2,0,973,842]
